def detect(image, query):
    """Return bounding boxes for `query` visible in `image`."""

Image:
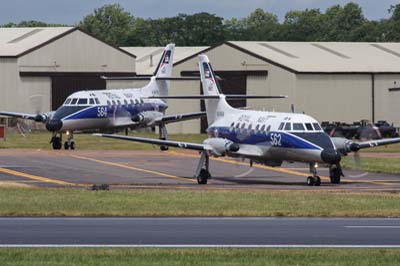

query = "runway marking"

[345,226,400,229]
[0,244,400,248]
[69,155,196,183]
[0,167,81,186]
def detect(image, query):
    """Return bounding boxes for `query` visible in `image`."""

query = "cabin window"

[260,125,266,132]
[89,99,95,105]
[293,123,305,131]
[117,100,121,106]
[70,98,78,105]
[241,123,246,129]
[305,123,313,131]
[248,124,252,130]
[95,98,100,104]
[124,100,128,106]
[255,124,260,131]
[130,99,134,105]
[78,99,87,105]
[266,125,271,131]
[278,122,285,130]
[284,123,291,131]
[107,100,111,106]
[230,122,235,127]
[134,99,139,104]
[313,123,322,131]
[64,98,72,105]
[235,123,240,128]
[140,98,144,104]
[112,100,116,106]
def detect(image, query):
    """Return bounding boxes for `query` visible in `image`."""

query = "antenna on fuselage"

[291,104,295,113]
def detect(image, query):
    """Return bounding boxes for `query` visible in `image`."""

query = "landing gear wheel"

[52,137,62,150]
[307,176,314,186]
[160,145,169,151]
[330,166,342,184]
[64,141,69,150]
[70,141,75,150]
[314,176,321,186]
[307,176,321,186]
[197,169,210,185]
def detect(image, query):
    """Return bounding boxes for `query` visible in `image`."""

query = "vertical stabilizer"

[198,55,233,126]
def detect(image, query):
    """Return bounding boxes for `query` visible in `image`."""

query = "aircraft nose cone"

[321,149,341,164]
[46,119,63,132]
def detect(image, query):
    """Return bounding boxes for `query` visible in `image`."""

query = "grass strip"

[0,248,399,266]
[0,187,399,217]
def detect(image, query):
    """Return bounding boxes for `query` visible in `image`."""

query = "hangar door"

[51,76,105,109]
[200,72,246,132]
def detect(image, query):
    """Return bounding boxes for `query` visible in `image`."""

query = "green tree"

[384,4,400,41]
[79,4,134,46]
[279,9,323,41]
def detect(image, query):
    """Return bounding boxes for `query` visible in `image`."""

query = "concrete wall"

[295,74,372,123]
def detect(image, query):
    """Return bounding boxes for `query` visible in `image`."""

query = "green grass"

[342,156,400,174]
[0,130,207,150]
[1,187,400,217]
[0,248,399,266]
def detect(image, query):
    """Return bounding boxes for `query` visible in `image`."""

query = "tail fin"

[154,43,175,78]
[142,43,175,99]
[198,54,233,126]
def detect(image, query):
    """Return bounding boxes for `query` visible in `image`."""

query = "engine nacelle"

[331,137,360,155]
[34,111,54,123]
[132,111,163,126]
[203,138,240,156]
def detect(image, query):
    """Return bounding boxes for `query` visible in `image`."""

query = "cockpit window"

[112,100,116,106]
[95,98,100,104]
[266,125,271,131]
[89,98,95,105]
[134,99,139,104]
[260,125,266,132]
[78,99,87,105]
[305,123,313,131]
[293,123,305,131]
[140,98,144,104]
[130,99,134,105]
[107,100,111,106]
[124,100,128,106]
[64,98,72,105]
[284,123,291,131]
[278,122,285,130]
[71,98,78,105]
[313,123,322,131]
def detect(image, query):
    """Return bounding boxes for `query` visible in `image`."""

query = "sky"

[0,0,398,25]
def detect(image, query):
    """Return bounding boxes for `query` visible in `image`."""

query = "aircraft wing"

[0,111,37,120]
[157,112,206,124]
[355,137,400,150]
[94,134,206,151]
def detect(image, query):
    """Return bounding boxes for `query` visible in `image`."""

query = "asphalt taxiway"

[0,149,399,191]
[0,217,400,247]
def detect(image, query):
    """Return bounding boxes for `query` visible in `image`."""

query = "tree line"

[2,3,400,47]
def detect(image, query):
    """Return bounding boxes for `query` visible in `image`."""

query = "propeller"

[17,95,47,137]
[348,123,381,178]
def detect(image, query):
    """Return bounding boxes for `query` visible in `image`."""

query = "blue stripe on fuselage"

[207,126,323,150]
[62,103,167,121]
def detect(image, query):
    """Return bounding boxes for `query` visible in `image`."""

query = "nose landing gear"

[307,163,321,186]
[64,131,75,150]
[50,132,62,150]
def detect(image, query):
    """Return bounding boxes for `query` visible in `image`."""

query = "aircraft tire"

[52,137,62,150]
[330,168,341,184]
[64,141,69,150]
[70,142,75,150]
[197,169,210,185]
[307,176,314,186]
[314,176,321,186]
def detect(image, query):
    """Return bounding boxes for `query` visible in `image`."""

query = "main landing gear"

[307,163,321,186]
[194,151,211,184]
[329,164,342,184]
[159,124,169,151]
[50,131,75,150]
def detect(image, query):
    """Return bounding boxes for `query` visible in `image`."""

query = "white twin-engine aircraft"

[98,54,400,186]
[0,44,205,150]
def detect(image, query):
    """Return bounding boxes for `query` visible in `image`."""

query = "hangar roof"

[227,41,400,74]
[0,27,135,58]
[122,46,208,75]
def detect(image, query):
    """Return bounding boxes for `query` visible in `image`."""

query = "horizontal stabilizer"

[147,95,287,100]
[101,76,200,81]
